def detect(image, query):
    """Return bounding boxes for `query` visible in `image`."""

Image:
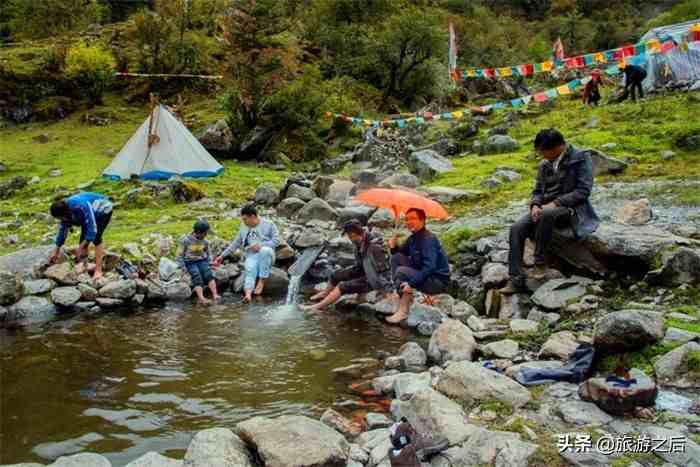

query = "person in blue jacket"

[386,208,450,324]
[49,192,114,281]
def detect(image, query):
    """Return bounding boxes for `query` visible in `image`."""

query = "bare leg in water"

[310,283,334,301]
[301,286,341,312]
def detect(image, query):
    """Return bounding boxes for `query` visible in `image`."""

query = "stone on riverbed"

[556,400,613,426]
[48,453,112,467]
[397,342,427,370]
[44,263,78,285]
[127,452,182,467]
[436,428,537,467]
[0,245,54,276]
[51,287,82,307]
[99,280,136,300]
[0,270,22,305]
[594,310,665,351]
[428,319,477,364]
[7,296,56,325]
[236,415,349,467]
[531,278,587,310]
[184,427,253,467]
[23,278,57,296]
[578,368,657,415]
[320,409,362,437]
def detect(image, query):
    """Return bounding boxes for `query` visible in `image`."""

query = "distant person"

[620,64,647,102]
[582,69,605,106]
[177,221,219,305]
[214,204,280,302]
[49,192,113,282]
[302,220,393,312]
[386,208,451,324]
[500,129,600,294]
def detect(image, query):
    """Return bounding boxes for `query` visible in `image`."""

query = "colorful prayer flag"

[499,67,512,77]
[441,113,452,120]
[557,85,571,95]
[423,112,433,120]
[534,93,547,102]
[397,119,406,128]
[622,45,635,57]
[635,43,646,55]
[534,63,543,73]
[493,102,506,109]
[647,39,661,53]
[661,40,675,53]
[511,98,524,107]
[542,60,553,71]
[416,117,425,124]
[452,111,463,119]
[584,55,594,66]
[511,67,520,76]
[522,64,534,76]
[522,95,533,105]
[545,89,558,98]
[595,52,606,63]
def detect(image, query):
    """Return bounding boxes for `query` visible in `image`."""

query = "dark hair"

[534,128,566,150]
[342,219,364,235]
[241,204,258,217]
[406,208,426,221]
[193,220,210,233]
[50,200,69,218]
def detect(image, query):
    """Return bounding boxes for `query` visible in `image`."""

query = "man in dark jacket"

[501,129,600,294]
[620,64,647,102]
[303,220,393,311]
[386,208,451,324]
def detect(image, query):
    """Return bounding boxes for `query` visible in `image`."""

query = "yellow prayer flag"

[467,69,477,77]
[691,23,700,32]
[499,67,512,77]
[363,119,372,126]
[647,39,661,53]
[557,85,571,95]
[451,111,463,119]
[541,60,553,71]
[594,52,606,63]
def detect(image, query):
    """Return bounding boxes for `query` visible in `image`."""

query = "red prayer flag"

[534,92,547,103]
[423,112,433,121]
[484,68,495,78]
[523,64,534,76]
[661,40,675,52]
[565,58,576,69]
[622,46,636,57]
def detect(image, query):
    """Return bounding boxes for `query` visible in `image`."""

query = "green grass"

[597,343,681,375]
[0,93,287,255]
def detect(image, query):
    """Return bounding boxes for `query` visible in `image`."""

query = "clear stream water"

[0,297,409,466]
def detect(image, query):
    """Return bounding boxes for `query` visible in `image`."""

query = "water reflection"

[0,297,408,466]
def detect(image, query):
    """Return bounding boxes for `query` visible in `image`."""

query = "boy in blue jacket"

[50,192,114,281]
[386,208,450,324]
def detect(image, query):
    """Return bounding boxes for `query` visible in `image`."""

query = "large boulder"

[479,135,519,155]
[50,287,82,307]
[336,205,375,227]
[197,119,233,155]
[44,263,78,285]
[427,319,477,364]
[397,342,427,369]
[437,428,537,467]
[614,198,652,225]
[482,339,519,360]
[654,341,700,387]
[296,198,338,224]
[325,181,355,207]
[239,126,273,159]
[0,271,22,305]
[578,368,657,415]
[7,296,57,325]
[421,187,482,204]
[47,453,111,467]
[379,173,419,189]
[393,372,432,399]
[588,148,628,175]
[391,388,476,446]
[254,183,278,206]
[539,331,580,360]
[235,415,349,467]
[312,176,335,199]
[646,247,700,287]
[287,184,316,202]
[555,400,613,426]
[481,263,509,289]
[594,310,665,351]
[127,452,183,467]
[408,150,453,181]
[233,268,289,296]
[640,426,700,466]
[99,280,137,299]
[276,197,306,218]
[183,428,253,467]
[433,361,531,408]
[22,278,57,295]
[531,278,587,310]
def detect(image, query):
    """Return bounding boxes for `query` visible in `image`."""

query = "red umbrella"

[353,188,449,221]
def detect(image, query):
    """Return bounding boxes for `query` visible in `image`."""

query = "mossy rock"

[32,96,79,121]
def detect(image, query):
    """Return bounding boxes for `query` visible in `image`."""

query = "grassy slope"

[0,94,288,255]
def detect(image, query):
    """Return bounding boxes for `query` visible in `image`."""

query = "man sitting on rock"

[386,208,451,324]
[49,192,114,282]
[214,204,280,302]
[302,220,393,312]
[500,128,600,294]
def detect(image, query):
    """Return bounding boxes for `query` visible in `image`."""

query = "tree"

[373,7,445,103]
[64,41,116,104]
[5,0,107,39]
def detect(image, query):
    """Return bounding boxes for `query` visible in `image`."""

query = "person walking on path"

[500,129,600,294]
[177,221,220,305]
[214,204,280,302]
[49,192,114,282]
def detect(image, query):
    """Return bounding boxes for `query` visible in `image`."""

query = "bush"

[5,0,107,39]
[64,42,116,105]
[646,0,700,30]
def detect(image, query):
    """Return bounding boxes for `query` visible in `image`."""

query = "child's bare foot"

[254,279,265,296]
[310,291,329,301]
[212,294,221,302]
[198,298,212,305]
[243,292,253,302]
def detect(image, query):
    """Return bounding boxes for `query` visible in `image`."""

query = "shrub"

[5,0,107,39]
[64,42,116,105]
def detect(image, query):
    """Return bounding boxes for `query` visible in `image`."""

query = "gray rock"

[559,447,611,467]
[394,372,432,399]
[336,205,375,226]
[164,283,191,301]
[44,263,78,285]
[510,319,539,334]
[408,150,454,181]
[615,198,652,225]
[74,301,96,313]
[158,257,181,282]
[654,341,700,387]
[50,287,81,307]
[663,327,700,345]
[579,368,657,415]
[348,443,369,464]
[647,247,700,287]
[276,197,306,218]
[235,415,349,467]
[556,400,613,426]
[527,308,560,325]
[481,263,509,288]
[640,426,700,466]
[539,331,579,360]
[32,432,105,461]
[498,293,525,320]
[480,135,519,154]
[293,230,325,248]
[296,198,338,223]
[437,428,537,467]
[287,184,315,202]
[661,150,677,161]
[254,183,278,205]
[449,300,478,322]
[493,169,522,183]
[320,409,361,437]
[320,153,352,174]
[406,304,444,333]
[480,177,502,189]
[427,319,477,364]
[99,279,136,299]
[588,148,628,175]
[421,187,482,204]
[325,180,355,207]
[379,173,419,189]
[483,339,519,360]
[372,373,401,395]
[392,388,476,446]
[311,176,335,198]
[531,278,587,310]
[48,453,112,467]
[184,427,253,467]
[434,361,531,408]
[594,310,665,351]
[365,413,392,431]
[96,297,124,308]
[198,119,233,153]
[398,342,427,369]
[7,296,57,324]
[368,208,395,229]
[0,270,22,305]
[127,452,183,467]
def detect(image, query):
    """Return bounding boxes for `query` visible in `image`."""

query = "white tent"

[639,19,700,91]
[103,105,224,180]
